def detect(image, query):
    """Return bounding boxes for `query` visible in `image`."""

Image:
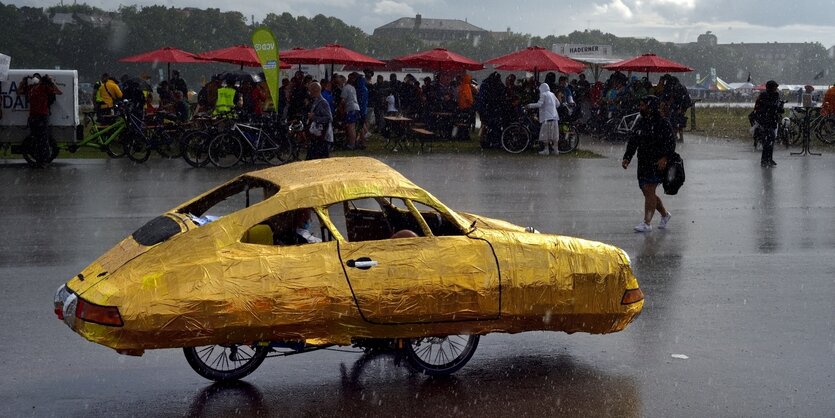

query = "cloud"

[373,0,416,15]
[593,0,634,20]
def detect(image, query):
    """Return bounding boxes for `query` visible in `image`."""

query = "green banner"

[251,27,279,109]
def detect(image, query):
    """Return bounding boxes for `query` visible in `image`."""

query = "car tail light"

[621,288,644,305]
[76,298,124,327]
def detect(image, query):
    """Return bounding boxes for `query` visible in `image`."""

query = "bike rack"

[791,106,821,156]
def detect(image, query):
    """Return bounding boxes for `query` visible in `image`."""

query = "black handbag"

[663,152,685,195]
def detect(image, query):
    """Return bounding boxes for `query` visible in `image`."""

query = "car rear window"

[132,216,183,246]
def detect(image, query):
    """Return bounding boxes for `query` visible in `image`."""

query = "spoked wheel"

[104,135,128,158]
[208,134,243,168]
[22,135,59,167]
[156,129,184,159]
[126,135,151,163]
[403,335,479,376]
[180,131,212,167]
[500,124,530,154]
[557,124,580,154]
[183,344,269,382]
[258,134,294,166]
[817,118,835,144]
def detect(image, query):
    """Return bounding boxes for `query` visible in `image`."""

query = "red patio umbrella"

[485,46,586,74]
[392,48,483,71]
[118,46,202,79]
[603,53,693,75]
[285,44,385,67]
[198,45,291,70]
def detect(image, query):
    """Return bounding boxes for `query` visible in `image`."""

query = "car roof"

[245,156,425,200]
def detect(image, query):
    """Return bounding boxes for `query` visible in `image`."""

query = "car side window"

[410,200,464,236]
[178,177,278,223]
[326,197,425,242]
[242,208,325,246]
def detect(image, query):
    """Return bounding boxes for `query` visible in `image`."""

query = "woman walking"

[622,95,676,232]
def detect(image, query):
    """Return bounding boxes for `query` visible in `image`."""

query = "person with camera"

[753,80,784,167]
[19,73,62,166]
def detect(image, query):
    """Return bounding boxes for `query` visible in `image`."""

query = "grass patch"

[691,106,751,140]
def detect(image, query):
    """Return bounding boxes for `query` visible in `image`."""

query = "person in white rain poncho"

[527,83,560,155]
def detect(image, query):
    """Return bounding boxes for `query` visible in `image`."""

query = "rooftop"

[377,15,487,32]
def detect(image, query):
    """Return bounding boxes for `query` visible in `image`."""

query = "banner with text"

[251,28,279,108]
[553,44,613,57]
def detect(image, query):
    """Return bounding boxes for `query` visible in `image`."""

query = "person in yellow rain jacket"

[213,77,241,116]
[97,73,122,117]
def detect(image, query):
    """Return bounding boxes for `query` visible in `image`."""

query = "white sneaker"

[634,222,652,233]
[538,148,550,155]
[659,213,672,229]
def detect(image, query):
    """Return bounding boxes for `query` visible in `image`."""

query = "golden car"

[54,157,643,381]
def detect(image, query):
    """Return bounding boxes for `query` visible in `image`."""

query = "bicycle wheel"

[104,133,128,158]
[126,134,151,163]
[181,131,212,167]
[816,118,835,144]
[258,133,294,166]
[22,134,59,167]
[500,124,530,154]
[603,119,621,141]
[403,335,479,376]
[786,120,801,145]
[183,344,269,382]
[156,128,183,159]
[208,134,243,168]
[557,124,580,154]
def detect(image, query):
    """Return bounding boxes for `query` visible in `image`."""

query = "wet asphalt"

[0,136,833,417]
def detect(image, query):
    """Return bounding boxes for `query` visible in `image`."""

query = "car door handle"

[347,257,378,270]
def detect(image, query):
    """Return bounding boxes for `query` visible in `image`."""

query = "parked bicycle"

[207,116,294,168]
[500,107,580,154]
[125,110,184,163]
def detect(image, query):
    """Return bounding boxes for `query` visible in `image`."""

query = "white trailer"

[0,69,79,144]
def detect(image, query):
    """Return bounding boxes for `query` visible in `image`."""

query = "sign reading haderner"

[553,44,613,57]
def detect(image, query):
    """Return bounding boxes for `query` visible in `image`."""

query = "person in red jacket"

[19,73,62,165]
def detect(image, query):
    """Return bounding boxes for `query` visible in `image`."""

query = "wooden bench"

[409,127,436,152]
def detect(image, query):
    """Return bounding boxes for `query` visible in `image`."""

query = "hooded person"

[527,83,561,155]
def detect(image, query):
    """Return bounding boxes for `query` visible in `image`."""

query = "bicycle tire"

[403,335,479,376]
[603,119,621,141]
[126,134,151,163]
[104,134,128,158]
[22,134,59,167]
[208,134,243,168]
[501,124,530,154]
[816,118,835,144]
[557,124,580,153]
[258,133,294,166]
[156,128,183,159]
[180,130,212,167]
[183,344,269,382]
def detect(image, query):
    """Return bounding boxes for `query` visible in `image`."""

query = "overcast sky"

[11,0,835,46]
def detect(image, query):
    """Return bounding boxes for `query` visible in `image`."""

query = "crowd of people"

[88,67,696,156]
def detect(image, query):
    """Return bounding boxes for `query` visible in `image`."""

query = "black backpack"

[663,152,685,195]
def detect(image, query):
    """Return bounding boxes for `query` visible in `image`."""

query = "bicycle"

[124,110,184,163]
[598,111,641,142]
[207,116,294,168]
[500,107,580,154]
[179,113,232,168]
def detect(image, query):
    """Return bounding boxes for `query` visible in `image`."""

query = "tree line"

[0,2,831,86]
